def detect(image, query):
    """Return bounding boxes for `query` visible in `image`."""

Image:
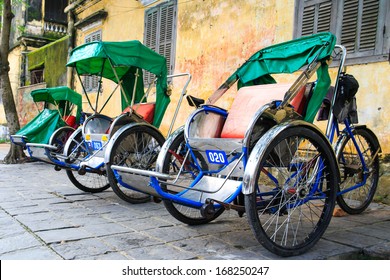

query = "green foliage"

[28,36,69,87]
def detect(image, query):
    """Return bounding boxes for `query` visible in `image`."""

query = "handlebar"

[324,45,347,138]
[166,72,192,136]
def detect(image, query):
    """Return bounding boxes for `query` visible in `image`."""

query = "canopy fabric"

[67,40,169,127]
[30,86,83,123]
[15,109,66,144]
[209,32,336,123]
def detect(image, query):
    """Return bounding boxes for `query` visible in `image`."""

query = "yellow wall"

[0,47,22,124]
[71,0,389,153]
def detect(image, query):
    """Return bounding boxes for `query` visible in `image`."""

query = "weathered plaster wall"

[16,83,47,127]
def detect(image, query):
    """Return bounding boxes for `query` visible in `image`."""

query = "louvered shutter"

[359,0,379,51]
[341,0,359,52]
[144,9,158,85]
[302,5,315,36]
[144,1,177,86]
[317,1,332,32]
[84,30,102,92]
[301,0,332,36]
[159,4,175,74]
[296,0,387,62]
[341,0,379,54]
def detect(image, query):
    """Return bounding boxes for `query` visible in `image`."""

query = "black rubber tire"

[106,125,165,204]
[65,129,110,193]
[244,126,338,257]
[336,127,380,214]
[161,131,225,225]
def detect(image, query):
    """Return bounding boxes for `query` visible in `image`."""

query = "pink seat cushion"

[220,84,292,139]
[123,103,155,124]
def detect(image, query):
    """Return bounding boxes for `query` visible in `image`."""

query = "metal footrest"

[10,135,28,147]
[179,175,241,203]
[111,165,172,197]
[111,165,242,204]
[25,143,58,163]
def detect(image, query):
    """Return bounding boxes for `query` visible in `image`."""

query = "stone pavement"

[0,143,389,260]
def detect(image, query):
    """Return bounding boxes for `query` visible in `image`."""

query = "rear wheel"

[245,126,338,257]
[107,125,165,203]
[336,127,380,214]
[65,129,110,193]
[161,131,225,225]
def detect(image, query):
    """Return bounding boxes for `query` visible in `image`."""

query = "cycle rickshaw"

[26,40,191,200]
[11,86,82,155]
[106,32,381,256]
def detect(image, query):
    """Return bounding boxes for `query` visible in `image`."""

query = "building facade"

[1,0,69,126]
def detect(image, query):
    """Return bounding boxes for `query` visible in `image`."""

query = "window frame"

[294,0,389,65]
[30,67,45,85]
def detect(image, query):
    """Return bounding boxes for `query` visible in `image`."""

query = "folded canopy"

[30,86,82,123]
[209,32,337,122]
[15,109,66,144]
[67,40,169,127]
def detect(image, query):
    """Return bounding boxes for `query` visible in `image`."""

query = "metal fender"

[63,127,83,156]
[103,122,164,164]
[156,126,185,172]
[49,126,75,144]
[242,120,337,195]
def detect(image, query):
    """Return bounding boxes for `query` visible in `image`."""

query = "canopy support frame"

[75,68,95,113]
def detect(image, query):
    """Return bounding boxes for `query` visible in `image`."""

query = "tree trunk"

[0,0,26,163]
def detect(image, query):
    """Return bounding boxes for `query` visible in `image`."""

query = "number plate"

[91,141,103,150]
[205,150,228,165]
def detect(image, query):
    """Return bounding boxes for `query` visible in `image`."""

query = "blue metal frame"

[327,117,369,197]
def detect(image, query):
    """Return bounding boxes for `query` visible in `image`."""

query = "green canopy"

[210,32,336,123]
[67,40,169,127]
[15,109,66,144]
[30,86,83,123]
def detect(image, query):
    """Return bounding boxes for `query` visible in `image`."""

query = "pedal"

[205,198,245,213]
[200,203,215,219]
[78,167,86,175]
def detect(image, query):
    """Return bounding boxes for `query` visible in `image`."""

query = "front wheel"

[244,126,338,257]
[106,125,165,204]
[161,131,225,225]
[336,127,380,214]
[49,126,75,155]
[65,129,110,193]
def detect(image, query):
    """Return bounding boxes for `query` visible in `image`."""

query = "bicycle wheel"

[161,131,225,225]
[245,126,338,257]
[49,126,75,154]
[107,125,165,203]
[65,130,110,193]
[336,127,380,214]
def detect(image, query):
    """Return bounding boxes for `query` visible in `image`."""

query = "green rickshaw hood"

[67,40,169,127]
